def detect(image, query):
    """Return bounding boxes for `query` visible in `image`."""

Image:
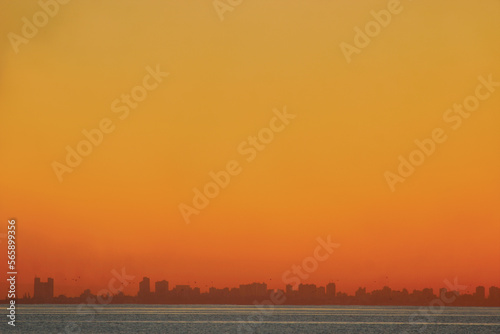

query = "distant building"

[474,286,485,300]
[239,283,267,298]
[209,287,229,298]
[298,284,316,299]
[489,286,500,300]
[80,289,93,300]
[155,280,169,298]
[422,288,433,297]
[172,285,192,298]
[355,287,367,298]
[316,286,326,298]
[326,283,336,298]
[34,277,54,300]
[139,277,150,298]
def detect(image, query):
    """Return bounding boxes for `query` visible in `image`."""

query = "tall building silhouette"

[326,283,336,298]
[489,286,500,300]
[138,277,150,298]
[155,280,169,298]
[34,277,54,300]
[474,286,485,300]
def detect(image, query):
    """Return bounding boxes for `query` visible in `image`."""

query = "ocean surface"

[7,304,500,333]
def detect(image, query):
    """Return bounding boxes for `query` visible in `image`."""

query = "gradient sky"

[0,0,499,298]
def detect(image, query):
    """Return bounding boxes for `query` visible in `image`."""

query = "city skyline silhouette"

[7,276,500,307]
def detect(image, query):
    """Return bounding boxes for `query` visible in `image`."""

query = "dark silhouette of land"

[5,276,500,306]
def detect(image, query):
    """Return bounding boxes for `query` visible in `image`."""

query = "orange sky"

[0,0,499,298]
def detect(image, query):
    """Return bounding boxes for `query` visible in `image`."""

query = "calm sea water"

[8,304,500,333]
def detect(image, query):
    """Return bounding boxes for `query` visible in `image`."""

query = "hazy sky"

[0,0,499,297]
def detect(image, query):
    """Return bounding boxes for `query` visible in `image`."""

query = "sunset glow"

[1,0,499,301]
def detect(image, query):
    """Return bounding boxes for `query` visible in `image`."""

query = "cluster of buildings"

[132,277,500,306]
[9,277,500,306]
[135,279,336,304]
